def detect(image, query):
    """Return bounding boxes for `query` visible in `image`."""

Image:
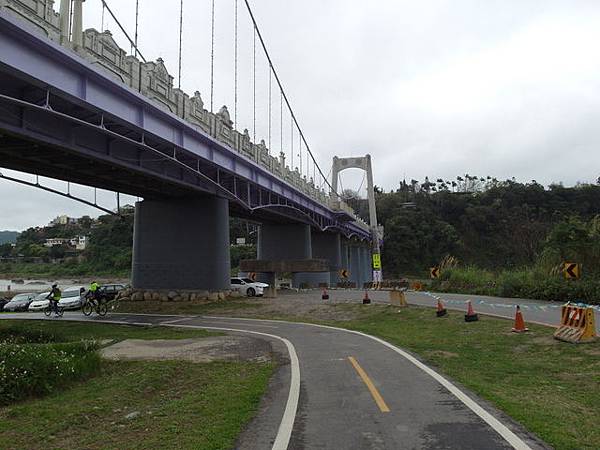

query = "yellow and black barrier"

[554,304,597,343]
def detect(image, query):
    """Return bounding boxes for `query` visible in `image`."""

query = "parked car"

[59,287,85,310]
[230,277,266,297]
[240,278,269,289]
[97,284,125,301]
[3,292,37,312]
[28,292,50,312]
[0,297,11,312]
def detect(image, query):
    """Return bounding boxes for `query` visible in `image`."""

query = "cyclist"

[46,283,61,316]
[88,280,99,304]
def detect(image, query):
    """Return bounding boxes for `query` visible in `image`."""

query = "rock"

[190,293,197,301]
[131,292,143,302]
[143,292,152,301]
[173,296,182,302]
[198,290,209,300]
[167,291,177,300]
[218,292,225,300]
[120,296,131,302]
[125,411,140,420]
[208,292,219,301]
[160,294,169,302]
[151,292,161,301]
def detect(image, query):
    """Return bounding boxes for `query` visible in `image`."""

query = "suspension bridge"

[0,0,381,291]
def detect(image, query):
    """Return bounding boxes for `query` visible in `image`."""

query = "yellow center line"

[348,356,390,413]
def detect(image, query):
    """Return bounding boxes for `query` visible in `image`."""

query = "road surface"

[1,312,547,450]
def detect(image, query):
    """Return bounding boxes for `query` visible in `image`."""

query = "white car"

[28,292,50,311]
[230,278,267,297]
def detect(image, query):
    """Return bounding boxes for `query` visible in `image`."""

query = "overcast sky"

[2,0,600,230]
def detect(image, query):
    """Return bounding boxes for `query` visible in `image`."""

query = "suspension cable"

[268,69,271,151]
[242,0,339,198]
[234,0,238,126]
[101,1,105,31]
[252,27,256,141]
[134,0,139,50]
[178,0,183,89]
[210,0,215,112]
[290,115,293,170]
[279,90,283,155]
[100,0,146,62]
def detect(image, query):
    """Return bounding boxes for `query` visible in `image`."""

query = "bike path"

[0,312,547,449]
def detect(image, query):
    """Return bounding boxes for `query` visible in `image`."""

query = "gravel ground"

[101,335,273,363]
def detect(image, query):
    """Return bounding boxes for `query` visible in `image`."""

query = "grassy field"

[0,320,274,450]
[115,299,600,450]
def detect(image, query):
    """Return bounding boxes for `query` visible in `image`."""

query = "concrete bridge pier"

[349,243,362,288]
[254,224,329,288]
[310,232,342,288]
[131,197,230,291]
[361,246,373,285]
[339,239,350,286]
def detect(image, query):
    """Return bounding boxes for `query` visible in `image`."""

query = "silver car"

[59,287,84,310]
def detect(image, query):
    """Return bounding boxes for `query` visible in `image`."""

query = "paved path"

[319,289,600,333]
[1,312,546,450]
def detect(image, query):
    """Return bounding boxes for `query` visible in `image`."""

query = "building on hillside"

[70,235,88,250]
[49,215,78,226]
[44,237,69,247]
[44,236,88,250]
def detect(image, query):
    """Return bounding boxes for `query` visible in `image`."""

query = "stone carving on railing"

[1,0,371,230]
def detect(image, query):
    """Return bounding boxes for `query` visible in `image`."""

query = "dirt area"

[101,335,273,363]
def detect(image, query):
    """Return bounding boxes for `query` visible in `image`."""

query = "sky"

[2,0,600,230]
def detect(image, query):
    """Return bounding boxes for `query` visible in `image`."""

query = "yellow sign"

[430,267,440,279]
[563,263,581,279]
[372,253,381,270]
[340,269,349,279]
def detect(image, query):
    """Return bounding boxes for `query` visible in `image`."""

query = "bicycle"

[82,296,107,316]
[44,300,64,317]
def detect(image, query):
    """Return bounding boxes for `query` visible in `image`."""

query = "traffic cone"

[321,288,329,300]
[362,290,371,304]
[511,305,529,332]
[436,298,448,317]
[464,300,478,322]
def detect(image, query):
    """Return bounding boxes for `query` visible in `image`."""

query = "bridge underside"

[0,68,341,228]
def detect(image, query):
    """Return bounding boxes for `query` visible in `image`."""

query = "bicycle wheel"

[56,306,64,317]
[82,301,93,316]
[43,306,52,317]
[97,303,108,316]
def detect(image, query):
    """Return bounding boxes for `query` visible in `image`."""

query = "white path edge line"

[161,323,299,450]
[202,315,532,450]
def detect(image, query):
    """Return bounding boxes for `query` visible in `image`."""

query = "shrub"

[0,341,100,405]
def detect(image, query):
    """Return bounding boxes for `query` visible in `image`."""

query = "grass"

[0,319,218,343]
[0,359,274,450]
[0,320,273,449]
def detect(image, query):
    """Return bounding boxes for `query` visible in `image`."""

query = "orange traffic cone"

[436,298,448,317]
[362,290,371,304]
[511,305,529,332]
[464,300,478,322]
[322,288,329,300]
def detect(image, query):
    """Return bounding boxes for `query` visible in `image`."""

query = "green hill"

[0,231,19,245]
